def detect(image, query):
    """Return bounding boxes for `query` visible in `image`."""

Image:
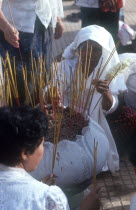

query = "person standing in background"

[75,0,126,43]
[0,0,64,103]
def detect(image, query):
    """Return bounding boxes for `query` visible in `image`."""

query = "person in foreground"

[0,106,101,210]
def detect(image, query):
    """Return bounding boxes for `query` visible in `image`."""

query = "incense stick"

[93,139,98,189]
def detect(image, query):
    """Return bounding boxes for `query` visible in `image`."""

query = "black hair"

[0,106,48,166]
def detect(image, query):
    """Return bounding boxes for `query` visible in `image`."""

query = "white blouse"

[0,164,69,210]
[1,0,64,33]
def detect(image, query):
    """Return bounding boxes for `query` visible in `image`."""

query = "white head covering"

[63,25,127,95]
[63,25,119,59]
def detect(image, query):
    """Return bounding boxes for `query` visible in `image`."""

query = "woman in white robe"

[57,25,127,173]
[30,26,128,209]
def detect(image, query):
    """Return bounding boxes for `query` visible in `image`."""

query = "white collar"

[0,164,28,181]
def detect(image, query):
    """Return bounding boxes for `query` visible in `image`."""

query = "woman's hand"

[95,79,110,95]
[80,187,101,210]
[54,18,64,40]
[94,79,113,111]
[4,23,19,48]
[41,174,57,185]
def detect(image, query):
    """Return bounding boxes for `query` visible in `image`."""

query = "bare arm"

[95,79,113,111]
[0,0,19,48]
[101,90,113,111]
[54,17,64,40]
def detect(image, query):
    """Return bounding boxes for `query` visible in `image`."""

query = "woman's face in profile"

[22,139,44,172]
[78,40,102,75]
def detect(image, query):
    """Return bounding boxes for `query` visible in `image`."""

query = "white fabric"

[118,21,136,46]
[59,25,129,172]
[2,0,64,33]
[36,0,64,28]
[31,118,109,209]
[130,194,136,210]
[0,164,69,210]
[49,0,64,28]
[75,0,126,8]
[30,118,109,188]
[103,95,119,115]
[2,0,37,33]
[119,53,136,110]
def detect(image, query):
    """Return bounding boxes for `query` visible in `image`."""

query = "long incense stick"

[93,139,98,189]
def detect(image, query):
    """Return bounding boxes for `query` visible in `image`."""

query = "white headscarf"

[63,25,127,95]
[63,25,118,59]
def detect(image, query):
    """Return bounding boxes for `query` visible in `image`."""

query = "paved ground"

[53,1,136,209]
[97,161,136,210]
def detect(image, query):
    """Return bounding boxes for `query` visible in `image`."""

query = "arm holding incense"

[0,1,19,48]
[95,79,118,112]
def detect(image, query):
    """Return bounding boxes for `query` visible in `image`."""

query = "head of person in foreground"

[0,106,48,172]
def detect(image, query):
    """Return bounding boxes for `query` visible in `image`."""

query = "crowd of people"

[0,0,136,210]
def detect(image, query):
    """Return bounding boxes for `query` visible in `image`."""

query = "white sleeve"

[46,186,70,210]
[102,95,119,115]
[50,0,64,27]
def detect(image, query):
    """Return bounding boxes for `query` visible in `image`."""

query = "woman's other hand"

[80,187,101,210]
[4,24,19,48]
[94,79,113,111]
[41,174,57,185]
[95,79,109,95]
[54,17,64,40]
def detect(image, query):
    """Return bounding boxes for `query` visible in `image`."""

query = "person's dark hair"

[0,106,48,166]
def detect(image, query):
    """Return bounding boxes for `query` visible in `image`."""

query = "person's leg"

[42,22,53,74]
[100,9,120,43]
[32,17,53,74]
[80,7,100,28]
